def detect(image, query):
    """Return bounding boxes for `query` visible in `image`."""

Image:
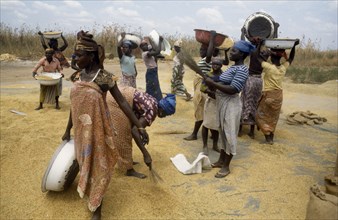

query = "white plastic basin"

[41,139,77,192]
[35,72,62,86]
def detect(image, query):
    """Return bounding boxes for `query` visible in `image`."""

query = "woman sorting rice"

[61,30,150,219]
[204,40,255,178]
[106,87,175,179]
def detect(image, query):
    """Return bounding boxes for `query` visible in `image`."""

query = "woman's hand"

[121,32,126,39]
[204,77,215,86]
[294,39,300,46]
[138,128,149,145]
[62,130,71,141]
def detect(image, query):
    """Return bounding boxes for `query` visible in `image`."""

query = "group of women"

[182,31,298,178]
[37,29,298,219]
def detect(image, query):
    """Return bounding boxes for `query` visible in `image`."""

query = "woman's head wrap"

[45,48,54,53]
[140,38,149,46]
[233,40,255,54]
[174,39,182,47]
[75,30,98,51]
[158,94,176,116]
[122,40,133,48]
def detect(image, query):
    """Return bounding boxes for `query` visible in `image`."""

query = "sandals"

[215,171,230,178]
[211,162,223,168]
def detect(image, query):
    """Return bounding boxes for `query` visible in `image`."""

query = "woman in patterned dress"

[61,30,150,220]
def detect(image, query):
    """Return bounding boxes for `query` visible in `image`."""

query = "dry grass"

[1,22,337,83]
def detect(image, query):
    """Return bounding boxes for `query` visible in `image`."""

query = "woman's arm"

[59,34,68,52]
[223,49,229,66]
[206,31,216,63]
[117,32,125,59]
[38,31,48,50]
[288,39,299,65]
[204,78,238,95]
[62,111,73,141]
[146,36,163,57]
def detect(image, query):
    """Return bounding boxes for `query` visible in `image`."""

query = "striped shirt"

[219,65,249,92]
[198,57,212,75]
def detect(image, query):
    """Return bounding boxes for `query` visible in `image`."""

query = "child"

[200,58,223,155]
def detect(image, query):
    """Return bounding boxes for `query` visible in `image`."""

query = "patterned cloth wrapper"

[70,80,120,212]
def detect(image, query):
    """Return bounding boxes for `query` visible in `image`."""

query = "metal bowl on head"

[243,12,276,39]
[35,72,62,86]
[193,29,228,47]
[117,33,142,49]
[41,139,79,192]
[264,38,299,49]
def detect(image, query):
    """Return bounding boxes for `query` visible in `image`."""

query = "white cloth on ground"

[170,152,211,174]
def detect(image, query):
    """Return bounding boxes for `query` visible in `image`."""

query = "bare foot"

[202,146,209,156]
[184,134,197,141]
[126,168,147,179]
[92,204,102,220]
[185,94,193,101]
[247,132,254,139]
[212,146,220,153]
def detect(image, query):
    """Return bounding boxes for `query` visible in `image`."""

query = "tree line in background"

[0,22,337,84]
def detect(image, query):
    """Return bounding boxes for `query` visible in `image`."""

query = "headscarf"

[140,38,149,47]
[233,40,255,54]
[174,39,182,47]
[45,48,54,53]
[158,94,176,116]
[75,30,98,51]
[122,40,133,48]
[75,30,105,68]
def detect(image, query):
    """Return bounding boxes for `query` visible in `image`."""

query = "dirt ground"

[0,58,337,219]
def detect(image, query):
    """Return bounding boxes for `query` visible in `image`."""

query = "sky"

[1,0,337,50]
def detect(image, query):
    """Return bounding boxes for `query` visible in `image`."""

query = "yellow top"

[262,61,289,91]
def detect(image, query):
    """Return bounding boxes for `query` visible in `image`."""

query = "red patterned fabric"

[70,81,119,212]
